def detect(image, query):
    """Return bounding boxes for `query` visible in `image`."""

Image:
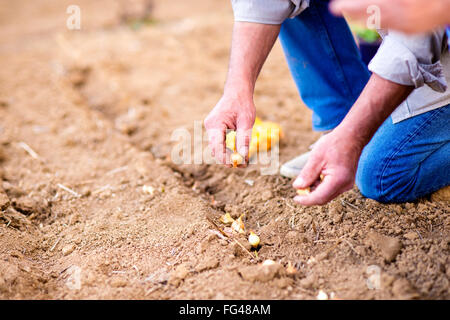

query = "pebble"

[238,261,284,282]
[62,244,75,256]
[260,190,273,202]
[404,232,419,240]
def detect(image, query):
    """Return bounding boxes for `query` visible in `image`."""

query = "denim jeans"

[279,0,371,131]
[279,0,450,202]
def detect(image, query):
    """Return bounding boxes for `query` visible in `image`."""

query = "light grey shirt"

[231,0,450,123]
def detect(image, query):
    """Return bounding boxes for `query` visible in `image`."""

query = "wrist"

[223,80,254,101]
[333,123,368,153]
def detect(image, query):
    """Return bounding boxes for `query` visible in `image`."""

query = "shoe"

[280,151,311,178]
[279,130,331,179]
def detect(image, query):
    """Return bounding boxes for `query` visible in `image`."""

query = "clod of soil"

[238,261,285,283]
[367,231,403,262]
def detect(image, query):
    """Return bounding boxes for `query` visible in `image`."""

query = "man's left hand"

[293,129,363,206]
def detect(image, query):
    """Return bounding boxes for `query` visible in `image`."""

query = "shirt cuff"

[231,0,309,25]
[369,32,448,92]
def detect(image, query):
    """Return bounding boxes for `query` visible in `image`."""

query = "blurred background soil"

[0,0,448,299]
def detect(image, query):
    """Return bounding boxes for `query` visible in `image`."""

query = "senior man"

[204,0,450,205]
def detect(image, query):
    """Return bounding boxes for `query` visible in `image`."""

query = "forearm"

[224,22,280,96]
[336,73,414,147]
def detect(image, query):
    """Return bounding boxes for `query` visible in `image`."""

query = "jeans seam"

[378,108,445,202]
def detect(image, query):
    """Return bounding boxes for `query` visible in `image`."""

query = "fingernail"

[293,177,304,188]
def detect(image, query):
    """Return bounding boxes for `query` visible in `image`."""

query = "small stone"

[238,261,284,282]
[260,190,273,202]
[62,244,75,256]
[404,232,419,240]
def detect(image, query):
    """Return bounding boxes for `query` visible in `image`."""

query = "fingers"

[293,153,323,190]
[206,125,228,165]
[236,113,255,162]
[294,175,341,206]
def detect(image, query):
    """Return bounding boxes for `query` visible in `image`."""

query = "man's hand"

[293,73,414,206]
[204,22,280,165]
[330,0,450,34]
[204,94,255,166]
[293,129,363,205]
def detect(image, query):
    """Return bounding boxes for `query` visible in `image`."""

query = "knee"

[356,151,387,203]
[356,149,416,203]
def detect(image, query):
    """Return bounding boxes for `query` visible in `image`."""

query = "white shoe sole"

[279,151,311,179]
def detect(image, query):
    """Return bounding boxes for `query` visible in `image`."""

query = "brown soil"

[0,0,448,300]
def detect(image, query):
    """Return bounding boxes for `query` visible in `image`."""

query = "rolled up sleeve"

[231,0,309,25]
[369,30,448,92]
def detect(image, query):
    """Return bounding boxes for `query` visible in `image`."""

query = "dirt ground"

[0,0,449,300]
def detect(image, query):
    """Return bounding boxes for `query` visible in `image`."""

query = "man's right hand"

[203,21,280,167]
[204,93,255,166]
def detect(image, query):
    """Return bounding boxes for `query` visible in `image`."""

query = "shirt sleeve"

[369,29,448,92]
[231,0,309,25]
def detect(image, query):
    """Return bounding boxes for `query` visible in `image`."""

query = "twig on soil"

[74,179,96,186]
[209,229,228,240]
[314,239,340,243]
[206,217,229,238]
[233,239,255,260]
[17,142,41,161]
[92,185,112,195]
[49,237,61,252]
[57,184,81,198]
[415,230,423,240]
[206,217,256,260]
[341,199,359,211]
[106,166,128,176]
[342,239,360,256]
[1,212,12,228]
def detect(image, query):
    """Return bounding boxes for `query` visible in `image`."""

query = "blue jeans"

[356,105,450,203]
[279,0,450,202]
[279,0,370,131]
